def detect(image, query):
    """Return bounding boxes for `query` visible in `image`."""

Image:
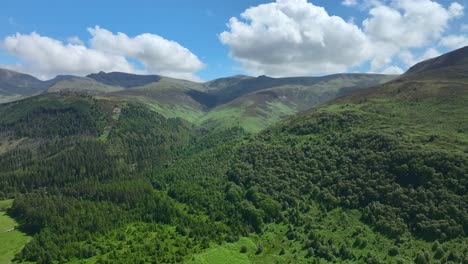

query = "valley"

[0,69,394,132]
[0,46,466,263]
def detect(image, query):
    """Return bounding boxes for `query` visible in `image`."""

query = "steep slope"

[1,68,395,132]
[203,74,386,105]
[0,47,466,263]
[148,47,468,263]
[104,73,395,131]
[405,45,468,75]
[0,69,46,95]
[104,76,207,123]
[0,93,197,263]
[0,69,48,103]
[200,74,395,132]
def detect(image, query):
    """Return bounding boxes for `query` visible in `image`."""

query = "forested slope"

[0,47,466,263]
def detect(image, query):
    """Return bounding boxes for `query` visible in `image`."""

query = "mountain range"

[0,68,395,132]
[0,46,466,264]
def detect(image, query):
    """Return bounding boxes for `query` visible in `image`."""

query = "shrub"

[256,244,264,255]
[240,246,248,253]
[388,246,399,256]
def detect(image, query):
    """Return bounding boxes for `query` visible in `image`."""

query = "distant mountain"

[0,69,46,95]
[46,75,124,93]
[198,74,395,131]
[0,68,396,131]
[86,71,161,88]
[0,69,49,103]
[105,76,207,123]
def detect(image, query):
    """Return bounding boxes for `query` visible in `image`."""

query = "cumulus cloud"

[2,32,135,80]
[381,65,404,74]
[399,48,441,67]
[1,27,204,81]
[363,0,463,71]
[88,26,204,81]
[220,0,371,77]
[449,2,464,17]
[221,0,465,76]
[439,35,468,49]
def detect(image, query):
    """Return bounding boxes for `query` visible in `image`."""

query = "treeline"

[1,93,467,263]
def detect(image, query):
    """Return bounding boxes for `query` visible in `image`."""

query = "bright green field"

[0,200,31,264]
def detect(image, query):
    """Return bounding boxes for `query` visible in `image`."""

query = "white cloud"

[342,0,358,6]
[1,32,135,80]
[220,0,372,77]
[439,34,468,49]
[67,36,84,45]
[449,2,464,17]
[399,48,440,67]
[1,27,204,81]
[462,24,468,31]
[88,26,204,81]
[381,65,403,74]
[363,0,462,71]
[221,0,465,76]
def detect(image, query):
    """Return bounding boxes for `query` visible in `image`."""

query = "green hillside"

[103,73,394,132]
[0,69,394,132]
[104,76,206,123]
[149,47,468,262]
[0,199,30,264]
[199,74,395,132]
[0,47,466,263]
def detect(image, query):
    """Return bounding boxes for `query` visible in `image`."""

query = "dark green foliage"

[240,245,248,253]
[0,94,198,262]
[415,251,430,264]
[226,113,467,241]
[1,52,468,264]
[388,246,399,256]
[256,244,264,255]
[107,104,192,170]
[0,94,106,138]
[434,246,445,259]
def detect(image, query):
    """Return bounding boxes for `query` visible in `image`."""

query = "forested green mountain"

[0,47,466,263]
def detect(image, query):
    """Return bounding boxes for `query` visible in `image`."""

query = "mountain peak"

[0,68,47,97]
[405,45,468,75]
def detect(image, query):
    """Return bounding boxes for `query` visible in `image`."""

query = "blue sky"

[0,0,467,81]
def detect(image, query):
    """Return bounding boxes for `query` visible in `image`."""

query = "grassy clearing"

[0,200,30,264]
[187,238,254,264]
[199,100,298,133]
[185,205,467,263]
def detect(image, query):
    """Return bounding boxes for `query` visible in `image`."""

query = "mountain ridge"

[0,46,467,264]
[405,46,468,75]
[0,68,396,131]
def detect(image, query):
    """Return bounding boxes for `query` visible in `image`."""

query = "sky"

[0,0,467,82]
